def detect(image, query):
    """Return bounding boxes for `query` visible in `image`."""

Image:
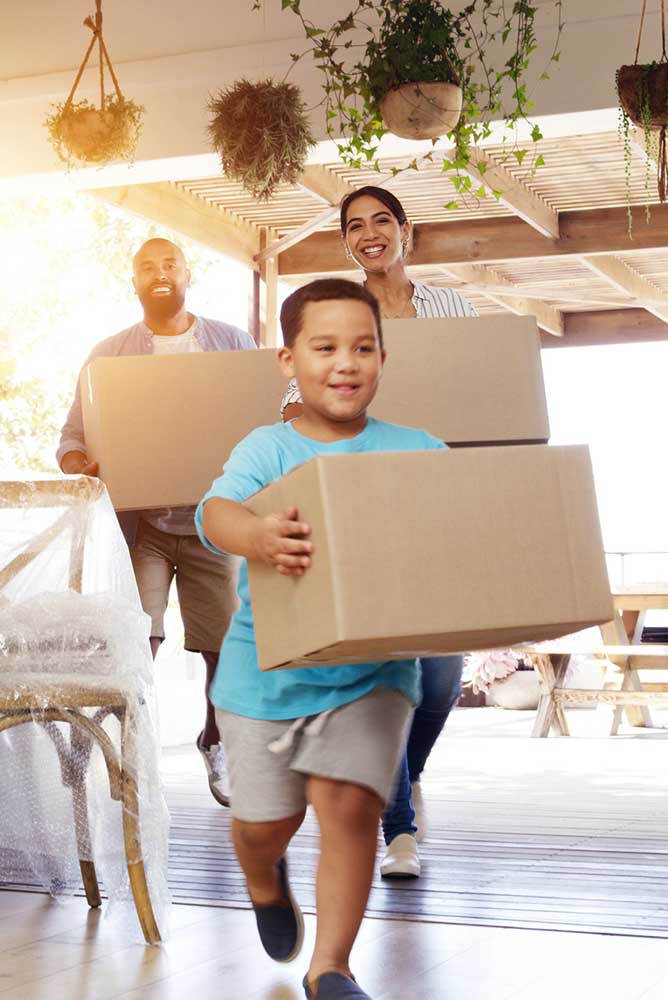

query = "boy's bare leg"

[233,812,305,904]
[306,776,382,982]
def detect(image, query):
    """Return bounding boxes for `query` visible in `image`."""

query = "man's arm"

[201,498,312,576]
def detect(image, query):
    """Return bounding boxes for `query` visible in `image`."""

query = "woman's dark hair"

[280,278,383,349]
[339,185,408,235]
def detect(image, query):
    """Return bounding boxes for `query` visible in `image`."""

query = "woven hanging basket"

[45,1,143,168]
[617,1,668,208]
[55,101,139,163]
[617,63,668,127]
[380,82,463,140]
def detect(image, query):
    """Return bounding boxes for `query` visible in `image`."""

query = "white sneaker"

[196,731,231,807]
[380,833,421,879]
[411,781,426,843]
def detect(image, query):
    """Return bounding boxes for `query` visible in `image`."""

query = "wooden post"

[249,268,260,346]
[249,228,278,346]
[258,227,278,348]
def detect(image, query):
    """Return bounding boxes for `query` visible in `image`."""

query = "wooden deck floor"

[1,706,668,999]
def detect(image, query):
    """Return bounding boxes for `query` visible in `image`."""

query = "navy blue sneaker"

[252,856,304,962]
[303,971,372,999]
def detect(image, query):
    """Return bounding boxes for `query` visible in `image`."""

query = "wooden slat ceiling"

[179,132,657,233]
[174,129,668,346]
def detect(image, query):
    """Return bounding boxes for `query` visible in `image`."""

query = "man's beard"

[138,286,186,323]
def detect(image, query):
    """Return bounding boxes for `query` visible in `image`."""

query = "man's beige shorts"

[130,517,238,653]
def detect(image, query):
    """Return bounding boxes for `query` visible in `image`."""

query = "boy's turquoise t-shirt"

[195,417,446,721]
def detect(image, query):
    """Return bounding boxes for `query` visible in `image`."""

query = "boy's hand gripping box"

[245,446,613,671]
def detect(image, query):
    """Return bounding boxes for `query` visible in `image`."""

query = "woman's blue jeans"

[382,654,463,845]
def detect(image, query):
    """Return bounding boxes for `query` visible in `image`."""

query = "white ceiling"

[0,0,655,181]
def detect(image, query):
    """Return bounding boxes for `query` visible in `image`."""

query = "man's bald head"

[132,238,191,324]
[132,237,186,272]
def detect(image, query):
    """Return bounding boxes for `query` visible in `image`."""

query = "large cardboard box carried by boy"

[245,445,613,671]
[80,315,548,511]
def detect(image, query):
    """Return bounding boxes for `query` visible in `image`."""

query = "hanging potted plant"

[251,0,564,201]
[363,1,465,141]
[616,0,668,233]
[45,1,143,169]
[207,79,315,200]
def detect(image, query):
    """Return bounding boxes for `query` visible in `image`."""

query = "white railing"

[606,552,668,588]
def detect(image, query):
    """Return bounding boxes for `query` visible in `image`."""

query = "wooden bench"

[517,641,668,738]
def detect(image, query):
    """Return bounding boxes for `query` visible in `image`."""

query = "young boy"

[196,278,445,1000]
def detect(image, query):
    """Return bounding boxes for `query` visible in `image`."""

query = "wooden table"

[522,583,668,737]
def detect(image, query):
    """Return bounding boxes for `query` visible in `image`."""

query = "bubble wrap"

[0,477,170,943]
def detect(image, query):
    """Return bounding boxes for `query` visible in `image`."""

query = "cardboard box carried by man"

[81,315,548,510]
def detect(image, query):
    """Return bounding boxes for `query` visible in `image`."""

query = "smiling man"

[58,237,257,806]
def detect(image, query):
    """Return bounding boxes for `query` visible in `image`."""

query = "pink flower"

[464,649,521,694]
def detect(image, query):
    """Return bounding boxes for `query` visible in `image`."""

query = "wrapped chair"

[0,477,166,944]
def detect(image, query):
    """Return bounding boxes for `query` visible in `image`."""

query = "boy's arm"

[201,498,313,576]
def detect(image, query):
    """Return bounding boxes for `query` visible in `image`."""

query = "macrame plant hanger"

[63,0,126,117]
[634,0,668,201]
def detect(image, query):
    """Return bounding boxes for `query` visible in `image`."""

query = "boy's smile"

[278,298,385,441]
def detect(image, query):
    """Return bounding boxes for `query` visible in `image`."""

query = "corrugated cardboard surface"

[81,350,288,510]
[245,446,613,670]
[81,315,548,511]
[372,315,549,444]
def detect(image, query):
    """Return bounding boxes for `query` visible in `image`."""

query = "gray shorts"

[130,518,238,652]
[216,688,413,822]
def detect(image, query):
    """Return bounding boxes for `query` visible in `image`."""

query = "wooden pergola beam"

[279,204,668,275]
[540,308,668,347]
[298,165,356,206]
[580,255,668,324]
[92,182,259,267]
[463,148,560,240]
[444,263,564,336]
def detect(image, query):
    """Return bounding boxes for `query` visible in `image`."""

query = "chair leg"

[68,727,102,908]
[120,712,161,944]
[79,860,102,908]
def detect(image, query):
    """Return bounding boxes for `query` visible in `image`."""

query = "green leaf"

[445,200,459,210]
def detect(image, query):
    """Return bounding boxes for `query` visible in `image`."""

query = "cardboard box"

[81,350,289,511]
[81,314,547,511]
[371,315,549,445]
[245,445,613,670]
